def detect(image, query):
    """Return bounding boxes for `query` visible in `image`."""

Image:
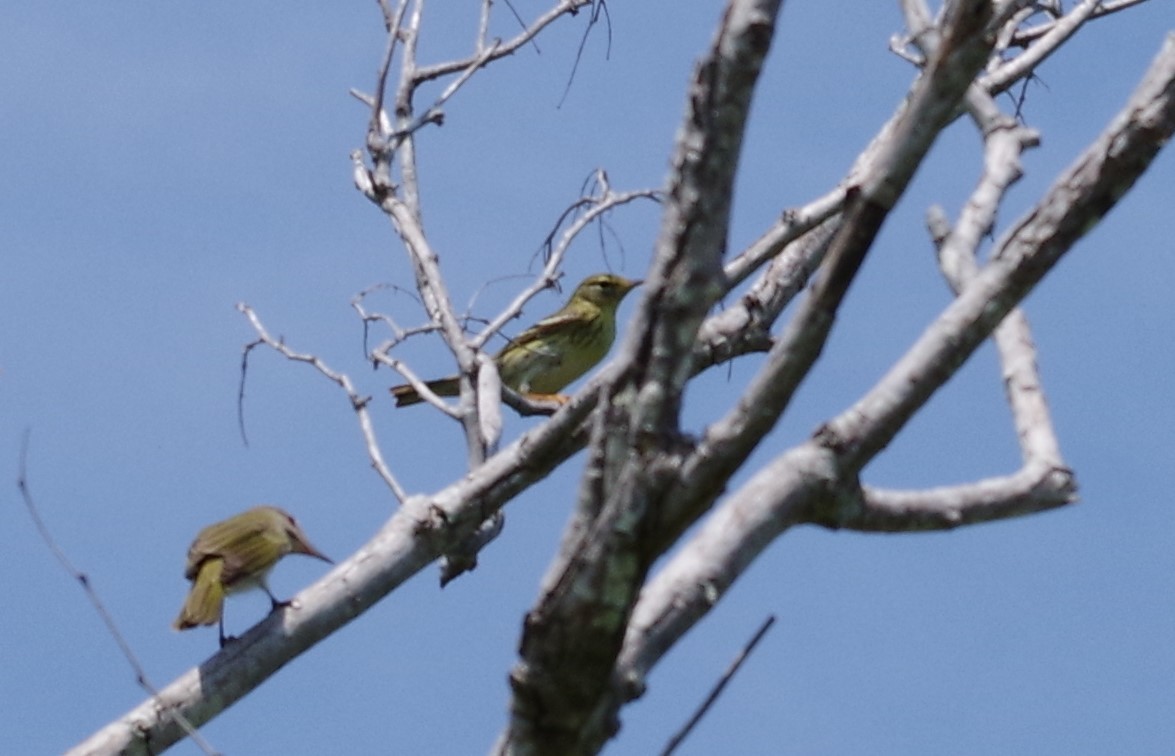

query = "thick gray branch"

[822,32,1175,470]
[498,2,784,754]
[602,33,1175,722]
[68,387,602,755]
[654,0,999,555]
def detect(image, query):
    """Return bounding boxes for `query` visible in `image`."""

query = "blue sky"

[3,2,1173,754]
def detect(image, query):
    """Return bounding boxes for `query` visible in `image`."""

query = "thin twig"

[462,273,545,333]
[17,429,219,756]
[237,339,260,447]
[376,0,396,32]
[413,0,595,84]
[350,282,440,360]
[477,0,493,51]
[371,343,465,419]
[237,304,409,502]
[386,40,502,150]
[472,175,658,351]
[660,615,776,756]
[721,185,846,287]
[557,0,613,108]
[1009,0,1152,47]
[499,0,541,55]
[980,0,1104,93]
[371,0,410,143]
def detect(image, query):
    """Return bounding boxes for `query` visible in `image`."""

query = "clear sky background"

[3,2,1173,755]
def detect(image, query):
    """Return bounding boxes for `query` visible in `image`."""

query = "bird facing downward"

[390,273,641,407]
[173,505,332,647]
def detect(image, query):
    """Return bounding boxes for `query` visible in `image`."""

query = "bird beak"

[292,533,333,564]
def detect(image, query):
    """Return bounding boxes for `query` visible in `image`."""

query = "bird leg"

[217,616,236,648]
[262,584,292,613]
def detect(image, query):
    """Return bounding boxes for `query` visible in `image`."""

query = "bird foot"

[521,392,570,405]
[268,598,301,614]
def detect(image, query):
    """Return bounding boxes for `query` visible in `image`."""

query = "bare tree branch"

[499,2,787,753]
[237,304,407,503]
[1009,0,1152,48]
[981,0,1105,93]
[654,0,1002,557]
[414,0,596,84]
[64,5,1174,754]
[472,174,659,353]
[822,32,1175,471]
[608,33,1175,725]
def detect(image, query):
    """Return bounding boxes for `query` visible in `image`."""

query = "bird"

[390,273,641,407]
[172,505,332,647]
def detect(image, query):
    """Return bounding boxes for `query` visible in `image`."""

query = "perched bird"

[391,273,641,407]
[172,505,332,647]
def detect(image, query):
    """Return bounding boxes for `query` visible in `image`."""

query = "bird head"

[569,274,642,309]
[268,507,333,564]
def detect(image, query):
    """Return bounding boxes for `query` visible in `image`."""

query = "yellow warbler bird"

[391,273,641,407]
[173,505,332,647]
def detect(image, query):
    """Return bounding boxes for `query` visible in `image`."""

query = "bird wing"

[506,311,581,349]
[184,518,286,587]
[496,315,574,389]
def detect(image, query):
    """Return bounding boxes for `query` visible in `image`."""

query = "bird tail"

[173,559,226,630]
[390,377,460,407]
